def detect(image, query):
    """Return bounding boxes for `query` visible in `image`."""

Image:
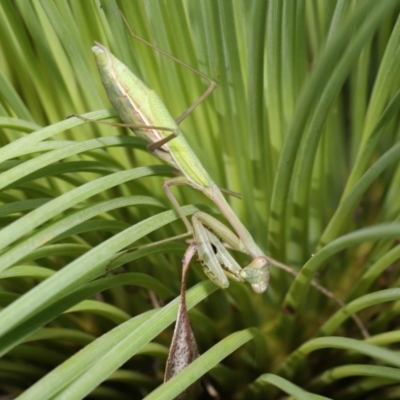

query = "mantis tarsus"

[89,41,269,294]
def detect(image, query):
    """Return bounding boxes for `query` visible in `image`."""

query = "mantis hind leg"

[147,131,179,152]
[120,11,217,126]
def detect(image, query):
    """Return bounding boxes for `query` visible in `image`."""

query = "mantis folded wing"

[91,42,269,293]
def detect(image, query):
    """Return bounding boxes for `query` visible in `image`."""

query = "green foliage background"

[1,0,400,399]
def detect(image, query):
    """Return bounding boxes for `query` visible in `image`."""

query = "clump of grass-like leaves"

[1,1,400,399]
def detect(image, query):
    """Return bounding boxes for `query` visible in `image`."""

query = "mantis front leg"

[192,212,270,294]
[161,172,269,293]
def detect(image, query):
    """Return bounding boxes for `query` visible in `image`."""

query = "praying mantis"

[89,41,270,294]
[74,30,371,339]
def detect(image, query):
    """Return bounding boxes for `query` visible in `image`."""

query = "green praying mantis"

[89,41,270,294]
[74,29,370,338]
[90,41,269,293]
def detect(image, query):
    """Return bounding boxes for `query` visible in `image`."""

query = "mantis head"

[240,256,270,294]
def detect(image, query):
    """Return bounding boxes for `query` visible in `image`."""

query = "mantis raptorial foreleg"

[192,212,269,293]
